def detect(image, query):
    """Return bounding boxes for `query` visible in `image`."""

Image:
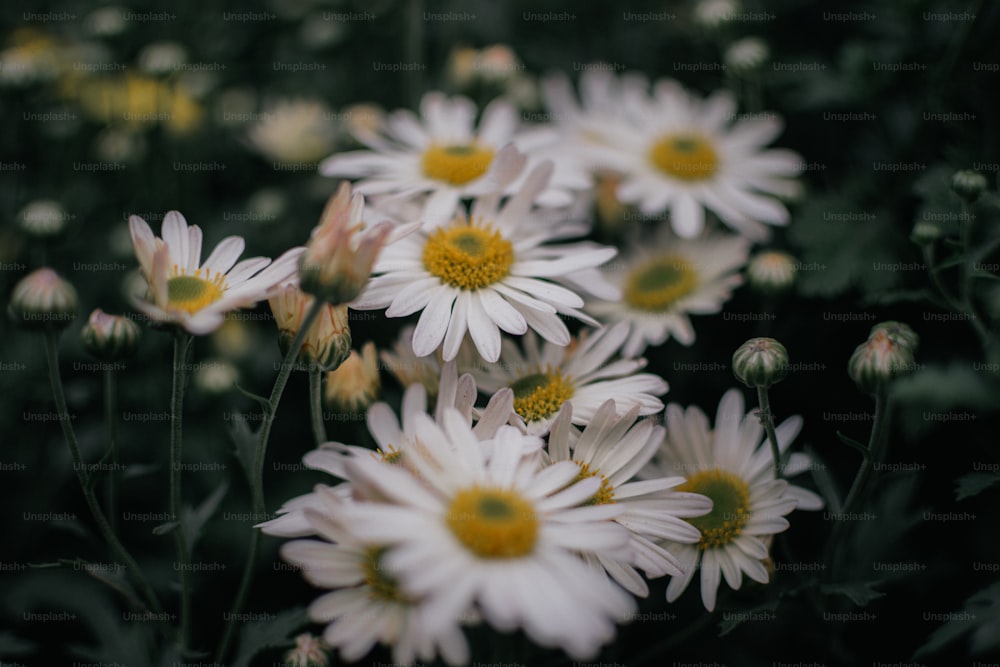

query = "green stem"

[104,369,118,534]
[840,388,889,518]
[43,331,174,643]
[756,386,783,479]
[309,366,326,447]
[170,332,193,651]
[215,299,326,663]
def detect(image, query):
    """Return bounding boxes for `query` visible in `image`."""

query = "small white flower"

[588,229,751,355]
[647,389,823,611]
[467,322,668,435]
[246,98,338,165]
[320,91,589,226]
[128,211,303,335]
[352,154,618,362]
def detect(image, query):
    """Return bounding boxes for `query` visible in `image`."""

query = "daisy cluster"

[205,68,819,664]
[113,61,821,664]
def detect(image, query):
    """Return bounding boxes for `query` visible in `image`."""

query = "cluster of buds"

[269,285,351,372]
[847,321,919,393]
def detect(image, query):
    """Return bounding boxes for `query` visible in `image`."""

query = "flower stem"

[309,366,326,447]
[170,332,193,650]
[215,298,326,663]
[840,388,890,517]
[43,330,174,643]
[104,368,119,534]
[756,386,783,479]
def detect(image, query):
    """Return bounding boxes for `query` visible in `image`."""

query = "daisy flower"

[646,388,824,611]
[467,322,668,435]
[576,77,802,239]
[259,360,513,538]
[588,229,751,356]
[281,486,470,666]
[128,211,303,335]
[319,91,588,226]
[546,400,712,597]
[351,156,618,362]
[341,410,636,660]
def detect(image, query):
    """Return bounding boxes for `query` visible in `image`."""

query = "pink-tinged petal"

[161,211,189,265]
[128,215,157,276]
[186,225,203,273]
[202,236,246,276]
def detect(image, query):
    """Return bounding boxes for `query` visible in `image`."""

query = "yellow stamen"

[166,267,226,314]
[422,223,513,290]
[422,144,494,185]
[677,468,751,550]
[649,134,719,181]
[624,254,698,312]
[509,369,575,423]
[446,487,538,558]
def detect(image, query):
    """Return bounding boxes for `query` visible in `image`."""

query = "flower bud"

[269,284,352,372]
[8,267,78,330]
[724,37,770,73]
[284,633,329,667]
[18,200,67,237]
[910,220,941,246]
[694,0,739,29]
[733,337,789,389]
[746,251,797,296]
[952,169,988,203]
[298,183,393,304]
[848,326,916,393]
[869,320,919,351]
[324,341,380,412]
[81,309,141,360]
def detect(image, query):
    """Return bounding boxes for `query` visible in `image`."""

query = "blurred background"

[2,0,999,664]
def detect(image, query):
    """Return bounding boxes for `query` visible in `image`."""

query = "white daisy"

[319,91,589,226]
[351,156,618,363]
[579,77,802,239]
[546,400,712,597]
[467,322,668,435]
[341,411,636,660]
[588,229,751,356]
[259,360,513,538]
[128,211,303,335]
[646,388,824,611]
[281,486,470,666]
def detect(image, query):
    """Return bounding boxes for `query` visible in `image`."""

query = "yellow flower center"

[649,134,719,181]
[422,224,514,290]
[166,269,226,314]
[361,546,410,603]
[624,254,698,312]
[446,487,538,558]
[572,461,616,505]
[677,469,751,550]
[421,144,495,185]
[510,370,575,423]
[376,446,403,465]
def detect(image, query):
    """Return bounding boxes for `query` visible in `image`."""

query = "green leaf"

[955,472,1000,501]
[717,598,780,637]
[231,607,309,667]
[915,582,1000,658]
[181,482,228,553]
[819,581,885,606]
[228,418,259,488]
[233,381,272,412]
[152,521,178,536]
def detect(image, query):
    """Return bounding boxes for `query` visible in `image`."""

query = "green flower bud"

[269,285,352,372]
[952,170,988,203]
[848,327,916,393]
[81,309,141,360]
[869,321,919,351]
[7,267,78,330]
[746,251,797,296]
[733,337,789,388]
[910,220,941,246]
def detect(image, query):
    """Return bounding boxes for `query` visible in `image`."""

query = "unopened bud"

[733,337,789,389]
[8,267,78,330]
[81,309,141,360]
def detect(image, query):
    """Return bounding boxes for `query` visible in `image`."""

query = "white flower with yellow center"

[128,211,303,335]
[259,361,513,538]
[581,78,802,239]
[588,230,750,356]
[468,322,667,435]
[281,487,470,666]
[319,91,588,226]
[546,401,712,597]
[352,159,618,362]
[646,389,823,611]
[341,411,636,660]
